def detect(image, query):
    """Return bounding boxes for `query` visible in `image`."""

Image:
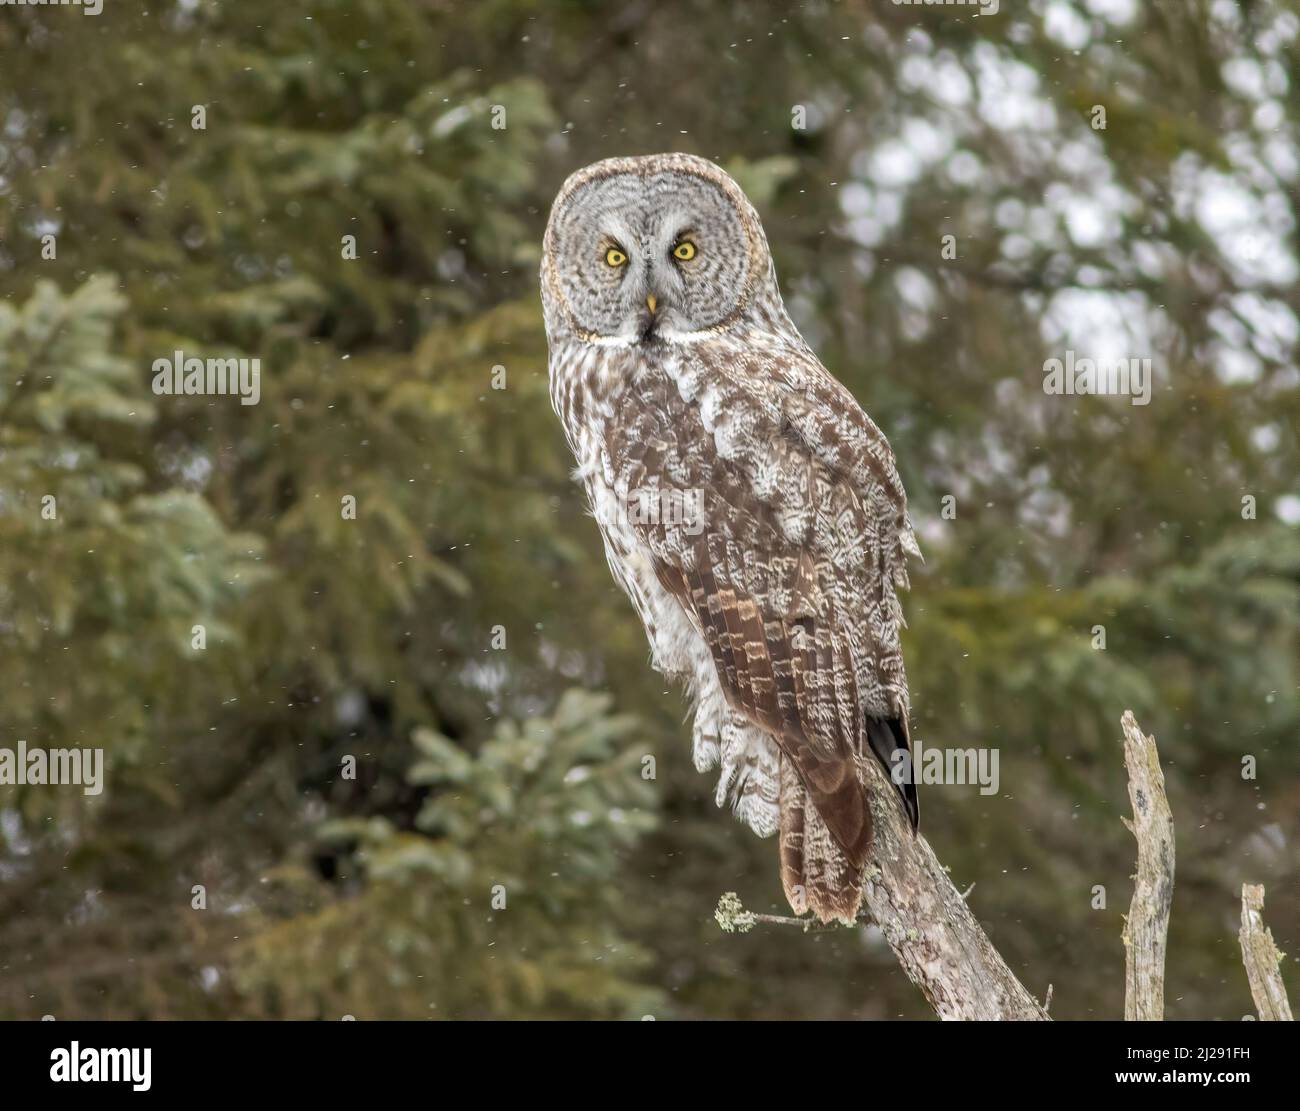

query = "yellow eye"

[605,247,627,267]
[673,241,697,261]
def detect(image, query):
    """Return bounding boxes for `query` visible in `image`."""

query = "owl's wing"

[605,346,917,868]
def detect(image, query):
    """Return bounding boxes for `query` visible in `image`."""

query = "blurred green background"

[0,0,1297,1020]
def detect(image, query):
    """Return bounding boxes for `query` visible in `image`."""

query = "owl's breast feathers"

[553,336,919,871]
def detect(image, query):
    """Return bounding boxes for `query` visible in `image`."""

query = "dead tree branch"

[1120,710,1175,1020]
[856,752,1048,1019]
[716,710,1278,1025]
[718,753,1049,1020]
[1239,883,1294,1021]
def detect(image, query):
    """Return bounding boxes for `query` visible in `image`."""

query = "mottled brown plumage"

[541,153,919,923]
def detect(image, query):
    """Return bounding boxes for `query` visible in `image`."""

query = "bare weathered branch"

[716,709,1286,1026]
[1238,884,1294,1021]
[858,751,1048,1020]
[1119,710,1176,1021]
[714,895,846,935]
[717,757,1049,1020]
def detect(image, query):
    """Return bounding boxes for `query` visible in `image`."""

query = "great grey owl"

[540,152,919,924]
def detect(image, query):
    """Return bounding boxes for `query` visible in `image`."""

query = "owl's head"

[541,153,777,346]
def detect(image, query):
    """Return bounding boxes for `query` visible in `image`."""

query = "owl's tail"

[778,756,866,924]
[777,716,920,924]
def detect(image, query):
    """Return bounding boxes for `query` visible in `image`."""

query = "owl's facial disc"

[550,167,756,342]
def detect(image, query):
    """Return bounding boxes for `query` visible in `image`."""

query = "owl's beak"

[638,293,662,343]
